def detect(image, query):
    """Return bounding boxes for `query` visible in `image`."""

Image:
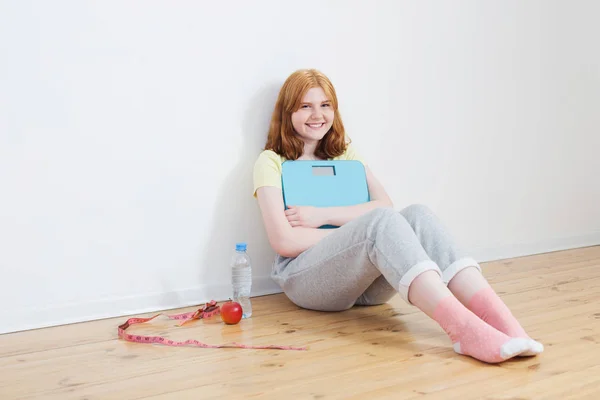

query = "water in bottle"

[231,242,252,318]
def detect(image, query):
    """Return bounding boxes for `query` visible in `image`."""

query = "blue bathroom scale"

[281,160,370,228]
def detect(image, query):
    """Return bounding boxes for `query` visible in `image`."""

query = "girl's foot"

[433,294,532,363]
[467,286,544,356]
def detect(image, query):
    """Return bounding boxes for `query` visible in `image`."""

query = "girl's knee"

[363,207,400,226]
[400,203,434,221]
[361,207,414,234]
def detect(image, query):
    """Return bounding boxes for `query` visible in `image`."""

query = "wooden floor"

[1,246,600,400]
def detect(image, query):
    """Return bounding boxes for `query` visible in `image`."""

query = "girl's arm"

[284,166,394,228]
[256,186,334,258]
[321,166,393,226]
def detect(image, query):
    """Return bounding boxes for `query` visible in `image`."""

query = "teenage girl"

[252,69,543,363]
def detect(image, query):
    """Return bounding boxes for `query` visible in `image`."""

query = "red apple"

[220,300,243,325]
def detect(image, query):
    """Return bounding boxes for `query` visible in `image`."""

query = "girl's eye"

[322,103,330,107]
[301,104,310,109]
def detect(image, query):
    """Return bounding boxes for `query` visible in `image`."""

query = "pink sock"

[467,287,529,338]
[433,295,530,363]
[466,287,544,356]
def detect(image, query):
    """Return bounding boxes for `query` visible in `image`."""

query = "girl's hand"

[284,206,327,228]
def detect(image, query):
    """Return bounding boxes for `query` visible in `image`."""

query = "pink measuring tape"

[118,300,307,351]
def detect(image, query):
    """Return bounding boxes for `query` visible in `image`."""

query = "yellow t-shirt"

[252,142,366,197]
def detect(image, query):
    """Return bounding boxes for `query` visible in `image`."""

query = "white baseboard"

[0,276,282,335]
[470,231,600,263]
[2,232,599,335]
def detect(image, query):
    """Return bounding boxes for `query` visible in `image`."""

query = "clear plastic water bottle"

[231,242,252,318]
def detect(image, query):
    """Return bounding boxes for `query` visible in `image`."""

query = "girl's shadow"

[198,82,282,300]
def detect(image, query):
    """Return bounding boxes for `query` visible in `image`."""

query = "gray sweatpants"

[271,204,481,311]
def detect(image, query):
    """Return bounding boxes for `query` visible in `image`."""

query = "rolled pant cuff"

[442,257,481,285]
[398,260,442,304]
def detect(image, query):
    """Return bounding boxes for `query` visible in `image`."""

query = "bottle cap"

[236,242,247,251]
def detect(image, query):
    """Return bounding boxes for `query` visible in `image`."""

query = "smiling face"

[264,69,347,160]
[291,87,335,145]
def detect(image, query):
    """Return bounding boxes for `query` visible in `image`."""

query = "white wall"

[1,1,599,334]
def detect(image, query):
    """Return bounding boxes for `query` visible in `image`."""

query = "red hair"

[265,69,348,160]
